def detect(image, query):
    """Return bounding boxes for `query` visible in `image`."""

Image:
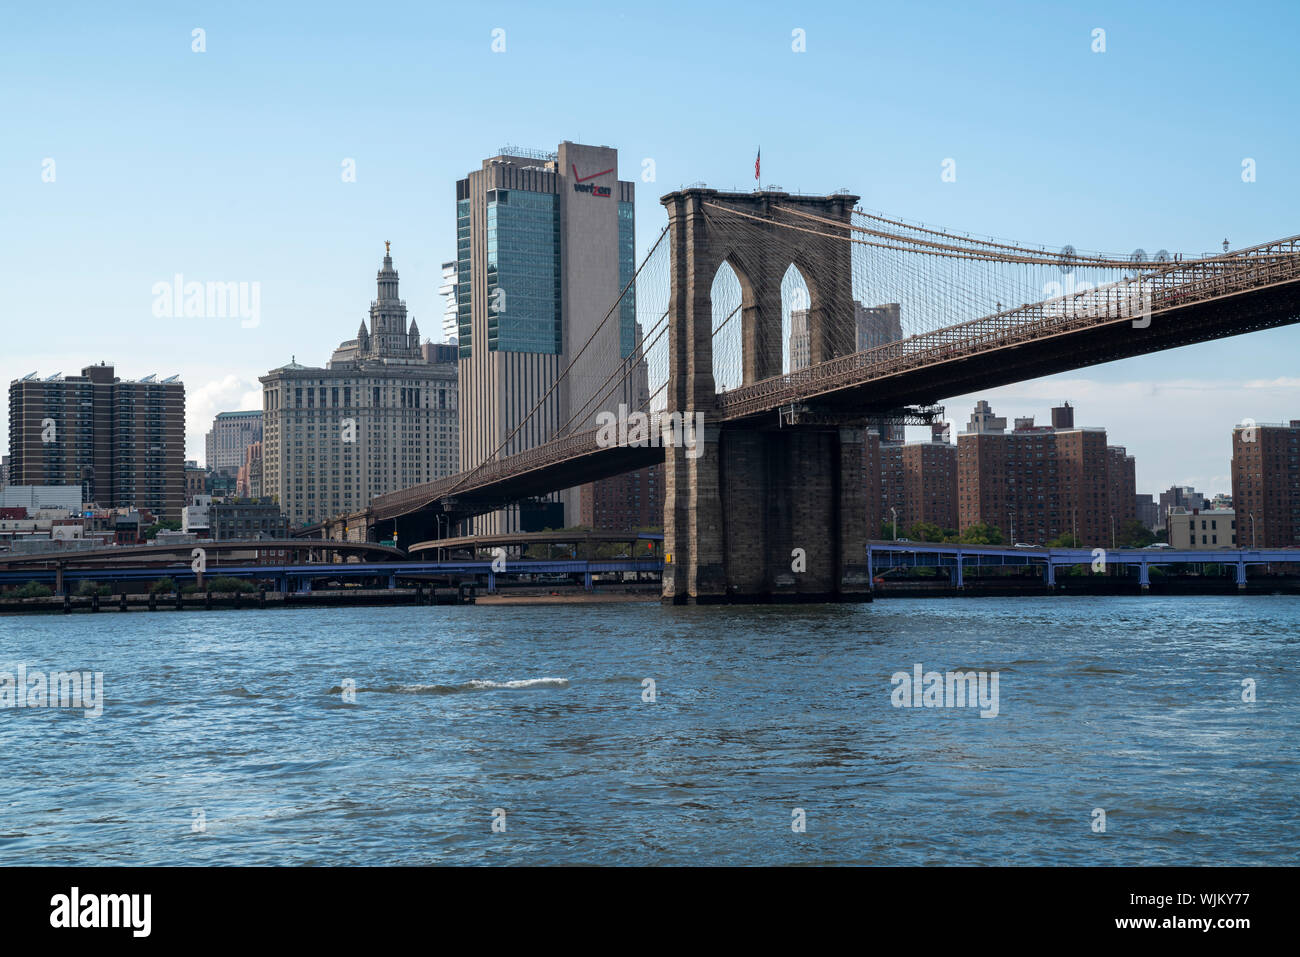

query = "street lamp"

[1111,514,1116,550]
[890,507,898,541]
[1249,512,1256,549]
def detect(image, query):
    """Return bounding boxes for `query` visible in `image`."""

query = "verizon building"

[455,142,639,532]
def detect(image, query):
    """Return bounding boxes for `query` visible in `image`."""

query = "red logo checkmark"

[572,164,615,183]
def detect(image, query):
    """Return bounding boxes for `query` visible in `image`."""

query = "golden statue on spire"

[385,240,391,255]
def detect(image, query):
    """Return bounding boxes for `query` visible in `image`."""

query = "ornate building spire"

[369,245,412,356]
[376,244,400,303]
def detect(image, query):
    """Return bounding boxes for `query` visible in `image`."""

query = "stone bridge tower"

[659,188,871,604]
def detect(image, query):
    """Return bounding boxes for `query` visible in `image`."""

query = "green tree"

[958,522,1004,545]
[143,519,182,540]
[907,521,945,543]
[207,576,256,593]
[1115,519,1154,548]
[1046,533,1082,548]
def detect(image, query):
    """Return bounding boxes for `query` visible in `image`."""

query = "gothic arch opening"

[781,264,814,375]
[710,258,752,394]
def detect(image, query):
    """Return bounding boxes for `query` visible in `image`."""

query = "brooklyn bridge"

[302,187,1300,604]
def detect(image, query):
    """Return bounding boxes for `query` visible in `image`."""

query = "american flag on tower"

[754,148,761,182]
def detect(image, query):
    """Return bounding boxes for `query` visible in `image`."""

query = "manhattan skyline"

[3,0,1298,493]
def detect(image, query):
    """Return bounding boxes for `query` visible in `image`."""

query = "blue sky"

[3,0,1297,494]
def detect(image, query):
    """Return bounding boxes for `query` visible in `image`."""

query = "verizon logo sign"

[572,163,613,197]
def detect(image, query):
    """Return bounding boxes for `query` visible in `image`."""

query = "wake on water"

[327,678,570,696]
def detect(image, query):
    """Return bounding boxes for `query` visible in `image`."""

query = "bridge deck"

[0,559,664,587]
[0,538,406,568]
[362,236,1300,525]
[407,529,664,554]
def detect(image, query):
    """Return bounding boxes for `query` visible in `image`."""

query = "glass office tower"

[455,141,639,534]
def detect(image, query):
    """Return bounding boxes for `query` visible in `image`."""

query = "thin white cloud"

[1243,377,1300,389]
[186,376,262,462]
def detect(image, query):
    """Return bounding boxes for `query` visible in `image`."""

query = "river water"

[1,596,1295,865]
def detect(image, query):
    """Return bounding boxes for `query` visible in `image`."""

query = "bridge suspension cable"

[367,186,1300,525]
[447,225,670,489]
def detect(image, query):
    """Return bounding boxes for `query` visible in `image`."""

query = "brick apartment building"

[579,466,661,530]
[7,363,186,519]
[956,401,1137,546]
[878,423,959,534]
[1232,420,1300,548]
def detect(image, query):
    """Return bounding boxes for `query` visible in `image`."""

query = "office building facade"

[260,248,459,527]
[438,261,458,343]
[210,499,290,541]
[1167,507,1237,549]
[185,461,209,505]
[1136,492,1159,530]
[579,468,661,530]
[205,410,263,477]
[236,440,263,499]
[1156,486,1206,530]
[455,142,639,532]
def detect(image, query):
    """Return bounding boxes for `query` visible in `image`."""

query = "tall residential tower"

[7,364,186,518]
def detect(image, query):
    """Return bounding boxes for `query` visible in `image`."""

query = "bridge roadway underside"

[378,442,665,544]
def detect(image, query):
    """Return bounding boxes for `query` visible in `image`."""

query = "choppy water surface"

[1,597,1296,865]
